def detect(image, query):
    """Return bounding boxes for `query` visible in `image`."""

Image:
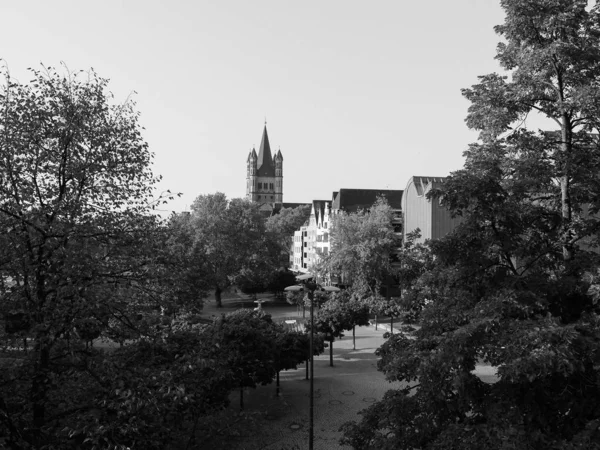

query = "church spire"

[256,125,275,176]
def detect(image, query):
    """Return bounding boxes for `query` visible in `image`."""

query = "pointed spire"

[256,125,275,176]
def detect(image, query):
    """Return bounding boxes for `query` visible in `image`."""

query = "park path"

[200,293,498,450]
[201,294,404,449]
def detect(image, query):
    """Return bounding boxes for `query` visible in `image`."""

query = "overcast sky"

[1,0,508,213]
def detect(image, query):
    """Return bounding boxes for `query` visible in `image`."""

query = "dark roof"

[331,188,403,213]
[256,125,275,177]
[270,202,311,215]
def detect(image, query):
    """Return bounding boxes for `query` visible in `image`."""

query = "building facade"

[402,176,461,243]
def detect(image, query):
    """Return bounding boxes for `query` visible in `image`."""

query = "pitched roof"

[332,188,403,213]
[256,125,275,177]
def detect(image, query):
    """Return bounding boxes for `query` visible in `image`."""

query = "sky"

[1,0,508,214]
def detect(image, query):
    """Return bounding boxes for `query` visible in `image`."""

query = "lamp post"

[285,274,339,450]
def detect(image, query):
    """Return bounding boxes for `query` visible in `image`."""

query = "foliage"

[341,2,600,448]
[307,290,370,364]
[266,268,297,297]
[189,194,280,306]
[203,309,280,390]
[265,204,311,262]
[325,197,400,295]
[0,65,179,448]
[461,0,600,261]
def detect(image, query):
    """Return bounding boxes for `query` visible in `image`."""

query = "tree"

[341,2,600,448]
[324,197,400,295]
[308,292,369,365]
[203,309,280,410]
[0,66,171,447]
[462,0,600,261]
[190,194,279,307]
[160,212,211,312]
[265,204,311,266]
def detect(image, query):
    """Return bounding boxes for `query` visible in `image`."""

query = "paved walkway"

[200,293,498,450]
[200,294,405,449]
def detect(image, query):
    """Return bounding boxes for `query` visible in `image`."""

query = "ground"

[200,291,498,450]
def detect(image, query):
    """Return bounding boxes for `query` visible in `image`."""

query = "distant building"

[331,188,403,215]
[291,189,404,275]
[291,226,308,272]
[246,125,283,212]
[331,187,403,240]
[402,176,461,243]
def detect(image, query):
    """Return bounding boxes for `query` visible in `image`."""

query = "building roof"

[331,188,403,213]
[271,202,311,215]
[256,125,276,177]
[407,176,447,196]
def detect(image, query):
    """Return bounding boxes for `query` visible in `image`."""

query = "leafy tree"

[190,194,279,307]
[265,204,310,265]
[0,66,175,448]
[160,212,211,312]
[462,0,600,261]
[203,309,280,409]
[308,292,369,365]
[267,267,297,298]
[341,2,600,448]
[324,197,400,296]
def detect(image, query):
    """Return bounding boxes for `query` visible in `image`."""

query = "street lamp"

[285,274,339,450]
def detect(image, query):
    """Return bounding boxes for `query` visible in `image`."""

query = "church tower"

[246,124,283,204]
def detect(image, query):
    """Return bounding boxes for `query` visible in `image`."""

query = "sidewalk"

[200,293,498,449]
[219,322,402,450]
[201,294,401,449]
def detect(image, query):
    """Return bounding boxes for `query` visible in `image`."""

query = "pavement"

[200,292,499,450]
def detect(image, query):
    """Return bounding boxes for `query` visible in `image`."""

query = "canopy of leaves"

[341,2,600,448]
[189,193,280,306]
[325,197,400,295]
[265,204,310,253]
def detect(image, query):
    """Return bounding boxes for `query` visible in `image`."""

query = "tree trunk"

[215,286,223,308]
[240,385,244,410]
[276,371,280,396]
[329,338,334,367]
[375,314,378,330]
[390,316,394,335]
[560,102,573,261]
[32,342,50,444]
[353,326,356,350]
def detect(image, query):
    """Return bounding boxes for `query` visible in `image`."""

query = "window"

[270,182,274,190]
[258,182,262,190]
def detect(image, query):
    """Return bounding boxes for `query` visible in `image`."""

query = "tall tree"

[265,204,310,266]
[341,2,600,449]
[462,0,600,261]
[324,197,399,295]
[0,66,167,447]
[190,194,277,307]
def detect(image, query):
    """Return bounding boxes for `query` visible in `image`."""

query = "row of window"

[258,182,274,190]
